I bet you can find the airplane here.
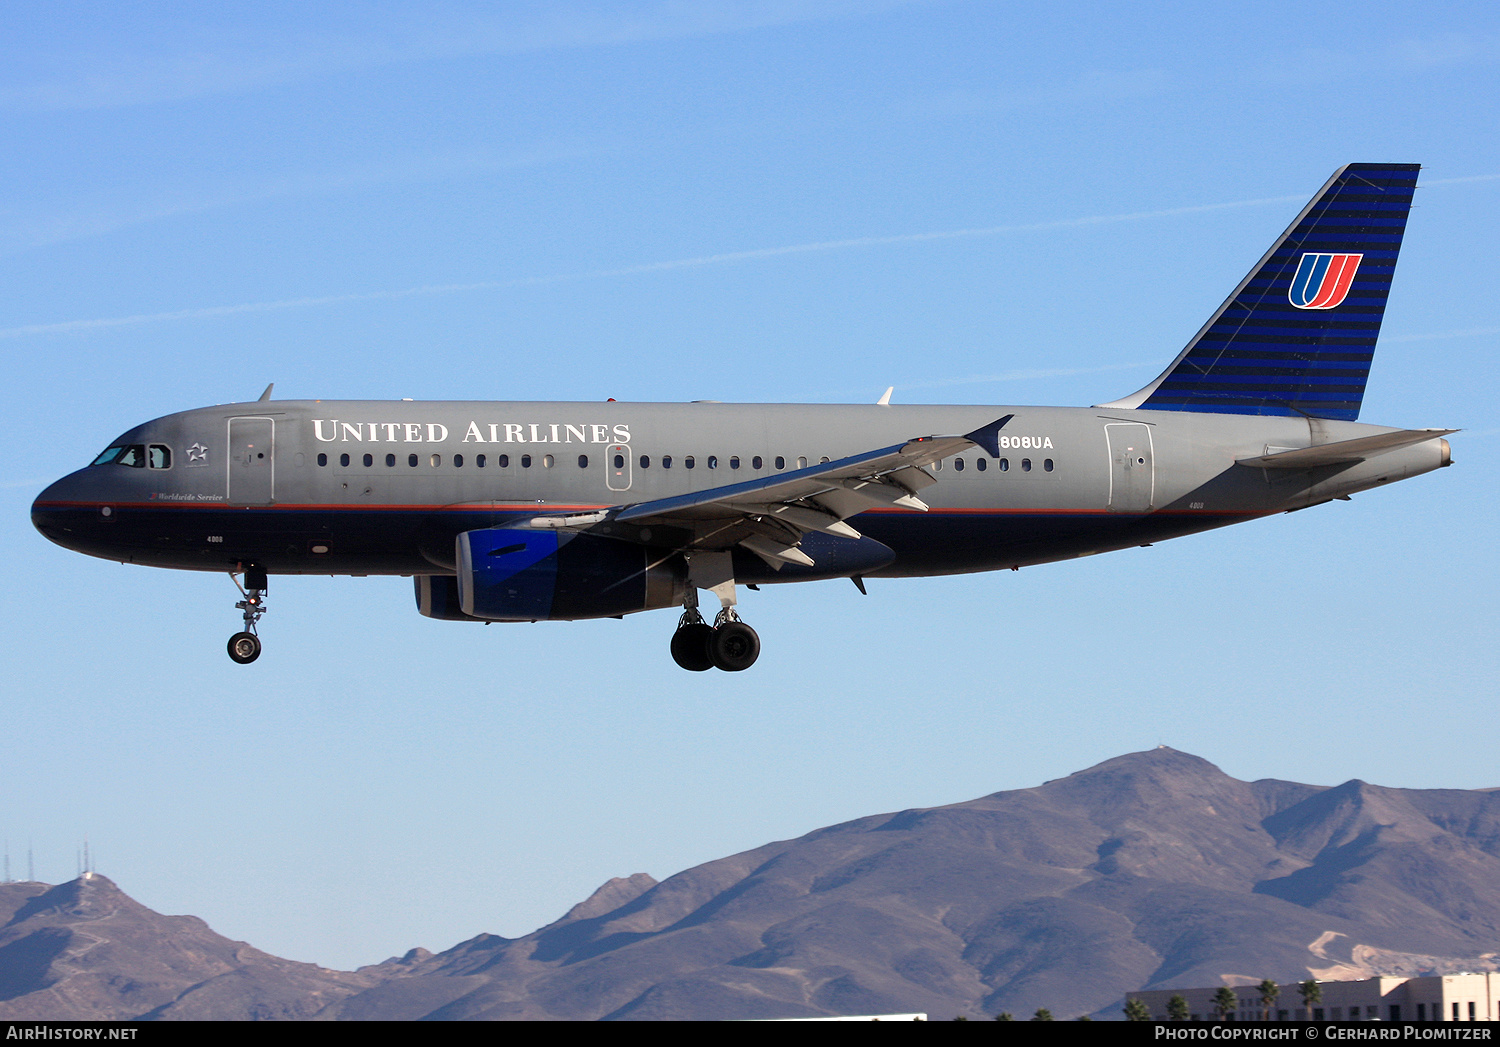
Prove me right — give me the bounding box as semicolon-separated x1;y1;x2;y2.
31;163;1453;672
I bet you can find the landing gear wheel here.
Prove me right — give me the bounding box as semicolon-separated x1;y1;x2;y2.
708;621;760;672
228;565;268;664
671;623;714;672
227;631;261;664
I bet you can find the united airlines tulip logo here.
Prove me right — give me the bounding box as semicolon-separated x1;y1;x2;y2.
1288;252;1362;309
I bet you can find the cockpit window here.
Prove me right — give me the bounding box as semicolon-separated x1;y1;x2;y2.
148;445;171;469
91;446;125;466
115;445;147;468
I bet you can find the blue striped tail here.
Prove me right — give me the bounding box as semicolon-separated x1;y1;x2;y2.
1104;163;1419;421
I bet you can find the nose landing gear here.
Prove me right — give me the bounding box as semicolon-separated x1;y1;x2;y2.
227;564;267;664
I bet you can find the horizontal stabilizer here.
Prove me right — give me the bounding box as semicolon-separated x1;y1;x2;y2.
1236;428;1455;469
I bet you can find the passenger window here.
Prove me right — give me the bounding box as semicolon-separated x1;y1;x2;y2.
580;455;590;468
364;453;374;467
476;454;486;467
1021;458;1032;472
340;453;351;467
1044;458;1054;472
543;454;554;468
707;456;718;469
429;454;441;467
753;456;763;469
820;457;829;464
775;456;785;470
386;453;397;467
933;460;942;471
498;454;509;467
408;453;419;467
521;455;532;468
454;454;464;467
639;455;650;469
685;456;695;469
148;445;172;469
999;458;1009;471
954;458;965;472
730;456;740;469
976;457;987;472
797;457;807;469
317;453;328;467
662;455;672;469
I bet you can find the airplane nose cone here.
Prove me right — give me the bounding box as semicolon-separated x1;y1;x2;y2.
32;475;74;538
31;471;104;549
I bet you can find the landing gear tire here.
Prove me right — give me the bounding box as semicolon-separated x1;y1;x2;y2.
227;631;261;664
708;621;760;672
671;623;714;672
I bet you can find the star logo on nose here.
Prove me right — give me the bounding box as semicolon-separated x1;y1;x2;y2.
187;442;209;465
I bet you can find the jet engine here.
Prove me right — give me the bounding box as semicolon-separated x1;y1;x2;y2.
424;527;685;622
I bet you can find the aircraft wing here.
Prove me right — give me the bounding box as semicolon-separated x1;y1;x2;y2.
1236;428;1456;469
526;415;1012;568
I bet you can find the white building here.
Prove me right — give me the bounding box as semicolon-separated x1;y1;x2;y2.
1131;973;1500;1022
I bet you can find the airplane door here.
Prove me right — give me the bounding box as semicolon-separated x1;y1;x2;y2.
1105;423;1154;512
228;417;275;505
606;444;632;492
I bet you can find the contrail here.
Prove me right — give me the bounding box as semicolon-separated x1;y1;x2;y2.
879;361;1158;393
7;176;1494;342
0;193;1309;341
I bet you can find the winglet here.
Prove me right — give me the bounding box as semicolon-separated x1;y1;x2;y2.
258;383;275;402
962;414;1014;458
877;387;893;406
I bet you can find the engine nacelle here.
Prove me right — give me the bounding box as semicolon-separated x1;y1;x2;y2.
454;527;685;621
414;575;484;621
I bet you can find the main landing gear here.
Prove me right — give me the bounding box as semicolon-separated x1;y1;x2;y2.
227;564;267;665
670;589;760;672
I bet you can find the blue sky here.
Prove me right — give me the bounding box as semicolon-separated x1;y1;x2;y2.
2;1;1497;970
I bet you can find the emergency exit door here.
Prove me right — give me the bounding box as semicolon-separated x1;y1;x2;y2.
606;444;632;492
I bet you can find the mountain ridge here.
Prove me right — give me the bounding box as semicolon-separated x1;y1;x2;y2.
4;747;1498;1020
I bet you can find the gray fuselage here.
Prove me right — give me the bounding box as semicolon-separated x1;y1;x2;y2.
31;399;1450;586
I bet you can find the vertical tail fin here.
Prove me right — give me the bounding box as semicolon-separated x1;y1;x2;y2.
1101;163;1420;421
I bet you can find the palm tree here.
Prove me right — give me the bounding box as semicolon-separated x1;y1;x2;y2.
1124;998;1152;1021
1168;995;1190;1021
1213;987;1238;1021
1257;979;1280;1021
1298;979;1322;1020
